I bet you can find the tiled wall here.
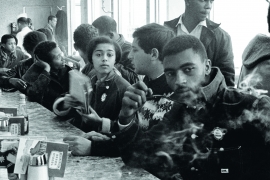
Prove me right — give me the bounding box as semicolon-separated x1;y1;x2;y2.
0;0;67;37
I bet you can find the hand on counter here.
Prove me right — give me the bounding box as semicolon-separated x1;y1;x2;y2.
7;173;18;180
63;136;91;156
9;78;27;90
83;131;110;141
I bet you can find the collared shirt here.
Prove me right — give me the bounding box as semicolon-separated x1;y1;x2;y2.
176;14;207;39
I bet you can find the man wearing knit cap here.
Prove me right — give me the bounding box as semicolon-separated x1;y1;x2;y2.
0;31;47;92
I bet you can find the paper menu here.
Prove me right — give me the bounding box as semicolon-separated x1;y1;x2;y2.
69;70;92;102
46;141;69;177
14;138;40;174
69;70;92;113
13;138;68;177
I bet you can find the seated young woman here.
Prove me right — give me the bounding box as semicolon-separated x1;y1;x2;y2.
53;36;130;133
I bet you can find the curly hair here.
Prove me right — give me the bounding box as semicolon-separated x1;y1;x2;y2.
23;31;47;54
87;36;121;64
162;35;208;62
73;24;98;53
34;41;57;63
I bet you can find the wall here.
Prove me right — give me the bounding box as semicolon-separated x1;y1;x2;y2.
0;0;56;36
52;0;67;15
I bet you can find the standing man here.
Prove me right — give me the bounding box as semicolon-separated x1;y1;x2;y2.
44;15;57;42
164;0;235;87
16;17;32;56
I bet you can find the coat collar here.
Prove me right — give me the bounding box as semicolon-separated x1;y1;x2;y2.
115;34;126;48
201;67;226;105
91;69;116;87
168;16;220;30
165;16;220;49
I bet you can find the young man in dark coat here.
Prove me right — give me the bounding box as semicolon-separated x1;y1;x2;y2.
0;31;47;92
116;35;270;180
23;41;71;111
0;34;28;75
164;0;235;87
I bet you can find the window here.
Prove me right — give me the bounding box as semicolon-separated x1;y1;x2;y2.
212;1;268;75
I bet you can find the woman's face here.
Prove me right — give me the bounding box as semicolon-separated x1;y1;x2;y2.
92;43;116;78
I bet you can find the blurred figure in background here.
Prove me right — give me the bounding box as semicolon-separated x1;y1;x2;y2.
27;18;34;30
44;15;57;42
16;17;32;56
0;31;47;92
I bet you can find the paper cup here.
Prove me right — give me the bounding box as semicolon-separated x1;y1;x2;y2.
27;165;49;180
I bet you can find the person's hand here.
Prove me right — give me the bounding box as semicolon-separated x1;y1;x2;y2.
83;131;110;141
63;136;91;156
63;94;82;110
119;81;153;124
8;173;19;180
9;78;27;90
77;106;102;125
35;60;51;72
0;68;10;75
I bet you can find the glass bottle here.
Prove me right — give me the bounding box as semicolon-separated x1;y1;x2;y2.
17;94;29;134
